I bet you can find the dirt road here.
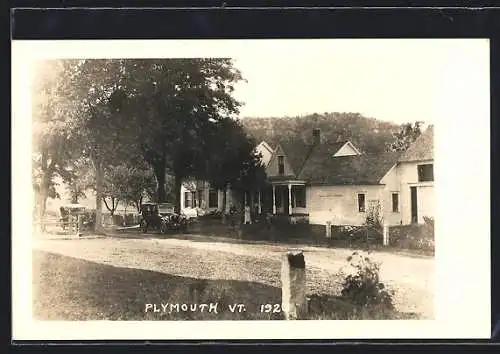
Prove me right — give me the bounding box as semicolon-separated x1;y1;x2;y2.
32;232;434;319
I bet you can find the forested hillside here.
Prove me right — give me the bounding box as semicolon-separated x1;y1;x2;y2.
240;112;402;154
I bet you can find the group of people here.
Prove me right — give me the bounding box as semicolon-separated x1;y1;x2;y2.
242;205;274;227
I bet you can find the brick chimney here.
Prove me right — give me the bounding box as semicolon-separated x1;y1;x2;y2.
312;128;321;145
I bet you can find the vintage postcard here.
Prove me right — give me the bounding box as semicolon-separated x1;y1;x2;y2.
12;39;490;340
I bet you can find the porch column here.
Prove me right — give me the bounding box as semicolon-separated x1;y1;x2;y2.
258;189;262;214
272;185;276;214
288;184;292;215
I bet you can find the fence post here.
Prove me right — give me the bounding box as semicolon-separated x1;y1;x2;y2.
383;224;389;246
68;215;74;234
281;250;307;320
77;215;83;237
325;221;332;238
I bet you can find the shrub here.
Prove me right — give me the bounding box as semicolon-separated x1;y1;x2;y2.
363;203;384;243
338;251;395;312
388;217;435;254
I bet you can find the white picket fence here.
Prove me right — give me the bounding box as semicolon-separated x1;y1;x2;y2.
101;213;141;227
33;216;83;237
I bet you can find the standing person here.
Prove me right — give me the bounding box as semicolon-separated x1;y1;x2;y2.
265;212;272;230
244;204;252;224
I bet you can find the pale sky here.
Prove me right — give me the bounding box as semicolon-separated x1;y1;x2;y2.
231;39;490;125
16;39;489;127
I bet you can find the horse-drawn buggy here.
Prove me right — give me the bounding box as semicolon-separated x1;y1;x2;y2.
139;202;188;234
59;203;94;233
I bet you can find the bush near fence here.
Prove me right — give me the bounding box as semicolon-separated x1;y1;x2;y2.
388;218;435;255
191;215;327;244
191;213;434;255
191;218;386;248
328;225;384;249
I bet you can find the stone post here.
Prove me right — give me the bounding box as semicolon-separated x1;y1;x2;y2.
325;221;332;238
258;189;262;214
272;185;276;215
383;224;389;246
281;250;307;320
288;184;292;215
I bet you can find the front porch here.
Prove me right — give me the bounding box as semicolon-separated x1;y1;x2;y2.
243;180;308;222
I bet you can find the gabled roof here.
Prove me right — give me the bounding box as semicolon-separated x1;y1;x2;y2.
264;135;400;186
398;125;434;162
255;141;274;167
299;149;401;186
256;140;274;153
331;140;362;157
269;139;361;177
328;141;350;154
272;139;314;177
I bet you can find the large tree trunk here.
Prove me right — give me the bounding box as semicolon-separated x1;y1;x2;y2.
71;185;78;204
37;188;49;232
173;174;183;214
94;160;104;234
152;157;167;203
36;150;54;232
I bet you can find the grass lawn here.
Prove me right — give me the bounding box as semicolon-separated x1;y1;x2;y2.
33;251;283;320
33;245;419;321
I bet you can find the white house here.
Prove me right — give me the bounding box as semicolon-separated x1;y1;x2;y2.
180;180;238;217
259;128;400;226
180;125;434;226
380;125;434;224
252;126;434;226
179;141;275;217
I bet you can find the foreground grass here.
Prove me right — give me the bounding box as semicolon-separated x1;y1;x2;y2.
33;250;417;320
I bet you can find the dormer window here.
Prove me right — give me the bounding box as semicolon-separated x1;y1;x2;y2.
278;155;285;175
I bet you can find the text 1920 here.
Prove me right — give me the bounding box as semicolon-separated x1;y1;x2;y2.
260;304;282;313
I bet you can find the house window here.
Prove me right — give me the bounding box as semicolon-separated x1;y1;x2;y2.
358;193;366;213
208;189;218;208
278;155;285;175
197;190;203;208
293;186;306;208
184;192;191;208
392;193;399;213
418;164;434;182
191;191;197;207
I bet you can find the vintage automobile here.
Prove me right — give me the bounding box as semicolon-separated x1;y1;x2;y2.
139;202;188;234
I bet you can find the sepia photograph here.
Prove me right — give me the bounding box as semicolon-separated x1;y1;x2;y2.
12;39;490;340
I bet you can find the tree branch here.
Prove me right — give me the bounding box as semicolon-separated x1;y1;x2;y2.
102;197;113;212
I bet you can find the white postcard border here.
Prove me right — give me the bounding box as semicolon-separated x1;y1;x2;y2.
12;39;491;340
